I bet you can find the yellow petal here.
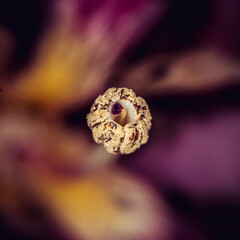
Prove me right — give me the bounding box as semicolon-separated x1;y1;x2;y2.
32;167;170;240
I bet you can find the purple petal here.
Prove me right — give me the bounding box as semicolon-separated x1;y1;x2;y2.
121;109;240;198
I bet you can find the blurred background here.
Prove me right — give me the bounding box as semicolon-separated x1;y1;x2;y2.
0;0;240;239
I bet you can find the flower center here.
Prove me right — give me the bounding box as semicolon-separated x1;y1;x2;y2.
109;100;137;127
111;102;123;115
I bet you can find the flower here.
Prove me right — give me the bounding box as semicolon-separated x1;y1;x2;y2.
0;0;170;239
0;0;240;239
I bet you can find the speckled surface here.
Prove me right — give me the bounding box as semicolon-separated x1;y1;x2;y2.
87;87;152;154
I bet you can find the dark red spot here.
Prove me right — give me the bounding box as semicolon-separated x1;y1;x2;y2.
111;102;123;115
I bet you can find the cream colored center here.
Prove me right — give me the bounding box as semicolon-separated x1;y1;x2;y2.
109;100;137;127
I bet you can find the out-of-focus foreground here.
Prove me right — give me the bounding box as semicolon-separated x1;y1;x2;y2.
0;0;240;240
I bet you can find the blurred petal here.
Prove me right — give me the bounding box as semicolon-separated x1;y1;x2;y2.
116;49;240;97
4;0;163;112
203;0;240;55
31;167;170;240
121;108;240;199
0;110;171;239
0;109;116;184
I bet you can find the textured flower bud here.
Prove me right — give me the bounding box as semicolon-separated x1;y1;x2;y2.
87;87;152;154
